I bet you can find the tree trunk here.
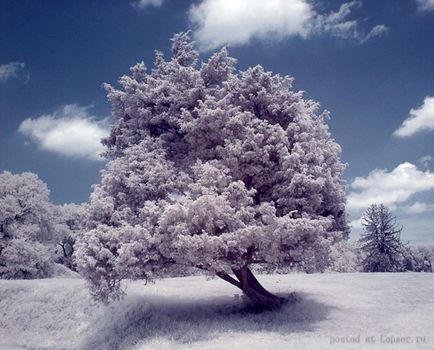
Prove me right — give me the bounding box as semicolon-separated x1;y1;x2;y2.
218;266;284;310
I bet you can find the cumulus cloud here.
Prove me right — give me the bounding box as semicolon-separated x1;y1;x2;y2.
131;0;163;9
189;0;311;50
18;104;110;161
416;0;434;11
394;96;434;137
0;62;26;82
188;0;388;51
347;162;434;211
348;163;434;242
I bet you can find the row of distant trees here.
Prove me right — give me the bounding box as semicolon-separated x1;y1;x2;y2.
328;240;433;273
328;204;433;273
0;171;85;279
0;171;432;279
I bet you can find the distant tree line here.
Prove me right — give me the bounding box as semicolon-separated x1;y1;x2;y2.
0;171;86;279
0;171;432;279
327;204;433;273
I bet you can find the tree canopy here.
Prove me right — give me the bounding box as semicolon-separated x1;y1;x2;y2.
75;33;348;308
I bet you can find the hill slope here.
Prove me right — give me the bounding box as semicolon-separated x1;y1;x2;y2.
1;273;433;350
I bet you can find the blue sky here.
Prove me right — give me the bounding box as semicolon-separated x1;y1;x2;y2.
1;0;433;243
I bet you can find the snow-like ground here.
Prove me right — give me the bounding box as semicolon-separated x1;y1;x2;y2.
0;273;433;350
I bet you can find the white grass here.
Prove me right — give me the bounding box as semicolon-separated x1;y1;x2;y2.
1;273;433;349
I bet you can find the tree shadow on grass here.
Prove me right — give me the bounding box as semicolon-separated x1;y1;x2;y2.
79;292;334;350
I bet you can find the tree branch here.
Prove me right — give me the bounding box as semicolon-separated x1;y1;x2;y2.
216;271;242;289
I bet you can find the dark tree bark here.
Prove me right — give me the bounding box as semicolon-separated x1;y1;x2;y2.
218;266;284;310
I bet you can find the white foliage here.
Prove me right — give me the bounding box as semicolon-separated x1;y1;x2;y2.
326;241;362;273
403;245;434;272
0;238;52;279
75;33;348;302
53;203;88;270
0;171;75;279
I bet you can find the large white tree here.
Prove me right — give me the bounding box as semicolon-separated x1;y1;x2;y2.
75;33;348;309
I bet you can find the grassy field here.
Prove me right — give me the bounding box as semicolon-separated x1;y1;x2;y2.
0;273;433;350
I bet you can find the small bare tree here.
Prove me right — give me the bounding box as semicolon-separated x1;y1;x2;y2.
359;204;405;272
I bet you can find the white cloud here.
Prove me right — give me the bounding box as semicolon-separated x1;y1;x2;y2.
0;62;26;82
18;104;110;161
132;0;163;9
400;201;434;214
347;162;434;211
360;24;389;43
394;96;434;137
419;155;433;168
189;0;311;50
348;163;434;243
188;0;388;51
350;218;363;230
309;2;388;44
350;214;434;244
416;0;434;11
